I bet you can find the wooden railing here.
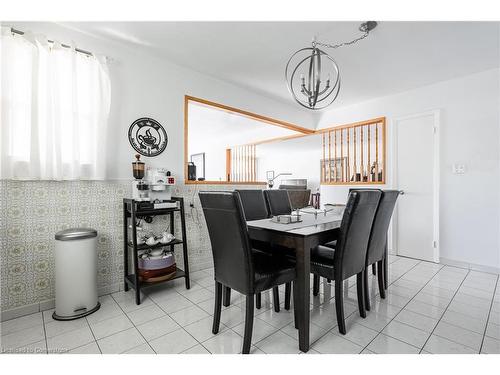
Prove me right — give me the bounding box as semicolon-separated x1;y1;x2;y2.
320;118;386;185
227;145;257;182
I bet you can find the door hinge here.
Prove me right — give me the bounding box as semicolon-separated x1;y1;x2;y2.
433;241;437;248
433;127;437;134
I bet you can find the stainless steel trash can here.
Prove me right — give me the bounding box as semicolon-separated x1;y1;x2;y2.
53;228;100;320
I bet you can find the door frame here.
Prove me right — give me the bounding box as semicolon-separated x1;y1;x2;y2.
392;109;441;263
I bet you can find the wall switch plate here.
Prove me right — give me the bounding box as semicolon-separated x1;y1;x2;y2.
452;164;466;174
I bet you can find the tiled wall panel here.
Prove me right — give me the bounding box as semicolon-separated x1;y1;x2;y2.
0;180;255;313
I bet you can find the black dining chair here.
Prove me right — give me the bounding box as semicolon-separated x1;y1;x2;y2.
263;189;297;310
363;190;400;310
236;189;269;221
309;189;382;334
199;191;296;354
347;188;381;277
233;189;285;312
264;189;293;216
285;189;311;210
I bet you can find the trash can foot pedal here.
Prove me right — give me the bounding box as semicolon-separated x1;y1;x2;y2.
52;302;101;321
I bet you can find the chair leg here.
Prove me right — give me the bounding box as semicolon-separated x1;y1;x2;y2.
223;286;231;307
356;272;366;318
284;282;291;310
383;249;388;290
256;293;261;309
242;295;254;354
273;286;280;312
378;260;386;299
372;263;377;275
313;274;320;296
335;279;346;334
212;281;222;334
364;267;371;311
293;281;298;329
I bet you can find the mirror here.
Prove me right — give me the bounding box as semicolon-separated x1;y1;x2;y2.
184;96;312;184
185;96;385;188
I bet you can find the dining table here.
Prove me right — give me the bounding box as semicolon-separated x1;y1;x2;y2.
246;210;343;352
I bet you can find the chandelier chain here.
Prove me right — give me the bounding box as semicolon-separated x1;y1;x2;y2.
285;22;377;109
313;30;370;49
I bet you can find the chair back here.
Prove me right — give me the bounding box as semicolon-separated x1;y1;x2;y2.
264;189;292;216
199;191;254;294
234;189;269;221
334;190;382;280
366;190;399;265
287;189;311;210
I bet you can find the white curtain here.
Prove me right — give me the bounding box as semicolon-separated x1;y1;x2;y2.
0;27;111;180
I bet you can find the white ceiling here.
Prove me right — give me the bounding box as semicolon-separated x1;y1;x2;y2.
60;21;499;108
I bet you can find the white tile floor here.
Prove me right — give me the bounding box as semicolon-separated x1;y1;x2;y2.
2;255;500;354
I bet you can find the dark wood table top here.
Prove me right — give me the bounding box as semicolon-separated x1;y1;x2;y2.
247;212;343;237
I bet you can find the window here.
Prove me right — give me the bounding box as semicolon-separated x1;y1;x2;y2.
0;27;111;180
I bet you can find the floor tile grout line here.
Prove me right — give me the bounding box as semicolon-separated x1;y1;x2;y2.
307;260;423;353
314;280;378;351
41;312;48;354
118;262;407;353
418;269;472;353
43;312;96;354
308;311;367;352
478;274;499;353
358;260;442;353
43;292;148;354
84;316;103;354
110;292;158;354
425;311;487;334
184;284;324;352
142;282;216;353
5;258;499;354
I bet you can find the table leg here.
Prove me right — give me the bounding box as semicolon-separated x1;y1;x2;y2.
295;236;311;352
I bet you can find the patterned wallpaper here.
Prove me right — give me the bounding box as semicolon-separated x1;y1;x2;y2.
0;180;253;316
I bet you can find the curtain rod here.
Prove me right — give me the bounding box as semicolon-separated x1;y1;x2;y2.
10;27;94;57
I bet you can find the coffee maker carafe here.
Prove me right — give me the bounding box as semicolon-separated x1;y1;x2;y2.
132;154;150;201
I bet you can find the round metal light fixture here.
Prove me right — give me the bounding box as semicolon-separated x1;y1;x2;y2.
285;46;341;110
285;21;377;110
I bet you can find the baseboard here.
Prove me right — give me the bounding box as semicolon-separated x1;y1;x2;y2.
98;283;121;296
0;303;39;322
191;260;214;272
440;257;500;275
1;282;123;322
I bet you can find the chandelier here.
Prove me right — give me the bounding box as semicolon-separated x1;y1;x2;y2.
285;21;377;110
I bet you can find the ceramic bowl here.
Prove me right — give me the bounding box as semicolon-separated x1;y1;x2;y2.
150;249;164;257
146;237;159;246
160;233;175;244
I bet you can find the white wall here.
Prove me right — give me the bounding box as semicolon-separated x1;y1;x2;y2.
104;38;316;180
317;68;500;270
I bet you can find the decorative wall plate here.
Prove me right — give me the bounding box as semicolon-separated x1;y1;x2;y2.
128;118;168;157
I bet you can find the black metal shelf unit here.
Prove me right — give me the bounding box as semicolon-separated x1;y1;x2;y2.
123;197;190;305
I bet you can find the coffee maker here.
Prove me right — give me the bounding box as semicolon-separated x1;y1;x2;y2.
131;154;150;201
147;168;176;202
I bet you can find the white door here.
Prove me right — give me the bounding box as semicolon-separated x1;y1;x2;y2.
394;111;439;262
